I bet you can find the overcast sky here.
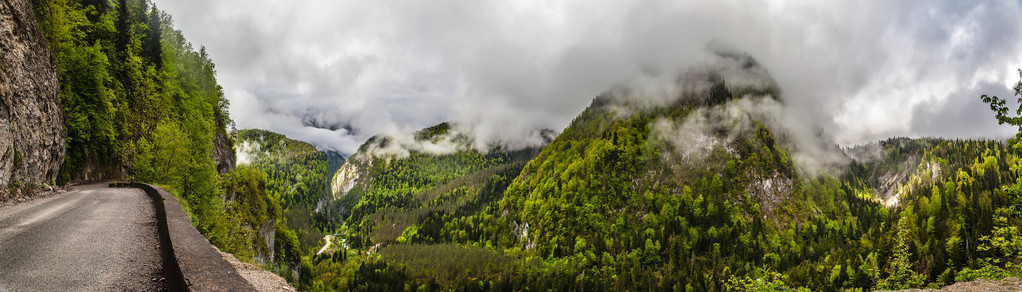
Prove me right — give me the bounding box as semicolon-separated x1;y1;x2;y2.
152;0;1022;154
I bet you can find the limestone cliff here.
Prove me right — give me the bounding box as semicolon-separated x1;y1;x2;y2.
0;0;65;187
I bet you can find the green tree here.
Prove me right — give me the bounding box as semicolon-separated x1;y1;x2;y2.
877;217;925;290
726;269;810;292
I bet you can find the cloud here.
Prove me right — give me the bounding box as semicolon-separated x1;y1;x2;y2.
151;0;1022;154
233;140;261;166
911;79;1020;139
361;127;469;160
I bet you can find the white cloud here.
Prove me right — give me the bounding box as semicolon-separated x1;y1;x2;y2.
152;0;1022;153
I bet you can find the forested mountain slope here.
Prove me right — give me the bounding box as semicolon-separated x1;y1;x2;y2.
487;51;871;290
234;129;340;256
329;122;544;247
845;137;1020;287
306;123;543;290
24;0;1022;290
304;52;1022;291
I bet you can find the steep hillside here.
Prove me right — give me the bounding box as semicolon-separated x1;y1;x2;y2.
0;0;65;188
31;0;234;189
234;129;338;254
306;123;542;289
324;149;345;191
488;52;870;290
846;138;1014;207
476;54;1021;291
845;138;1019;287
329;122;543;246
237;129;330;210
307;52;1022;291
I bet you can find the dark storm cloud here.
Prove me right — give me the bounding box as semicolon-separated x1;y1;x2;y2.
151;0;1022;153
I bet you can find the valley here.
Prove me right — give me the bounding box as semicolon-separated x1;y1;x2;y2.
294;53;1022;291
2;0;1022;291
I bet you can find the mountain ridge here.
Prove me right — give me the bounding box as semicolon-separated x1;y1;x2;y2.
307;51;1022;291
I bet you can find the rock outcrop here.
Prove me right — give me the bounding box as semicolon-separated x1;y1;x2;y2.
212;129;235;174
0;0;66;187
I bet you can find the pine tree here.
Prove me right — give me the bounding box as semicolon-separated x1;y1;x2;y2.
142;6;162;69
115;0;130;53
877;217;925;289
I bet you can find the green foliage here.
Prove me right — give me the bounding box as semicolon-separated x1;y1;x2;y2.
234;129;335;254
955;259;1017;282
33;9;1022;290
378;244;512;285
979;207;1022;261
30;0;303;285
273;223;302;280
485;96;874;290
314;258;411;292
342;130;539;248
310;83;1022;291
980;69;1022;146
236;129;329;210
305;92;1022;291
396;225;417;244
34;0;232;231
33;0;119;183
207;166;280;261
876;217;925;290
726;269;810;292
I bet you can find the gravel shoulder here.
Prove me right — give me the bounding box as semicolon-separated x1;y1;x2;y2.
217;247;295;291
879;277;1022;292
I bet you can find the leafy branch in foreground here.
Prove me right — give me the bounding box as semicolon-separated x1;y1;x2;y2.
981;69;1022;150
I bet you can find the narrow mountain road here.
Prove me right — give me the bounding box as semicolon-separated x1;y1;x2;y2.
0;183;166;291
316;235;334;255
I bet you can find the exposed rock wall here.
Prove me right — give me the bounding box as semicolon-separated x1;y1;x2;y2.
212;129;235;174
0;0;66;186
331;152;369;199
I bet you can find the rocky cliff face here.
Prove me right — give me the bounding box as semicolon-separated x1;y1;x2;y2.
330;153;368;199
212;129;235;174
0;0;65;187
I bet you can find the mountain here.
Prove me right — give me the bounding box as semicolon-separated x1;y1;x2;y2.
488;52;855;289
17;0;1022;289
233;129;342;255
324;149;345;192
843;137;1018;287
237;129;330;209
307;51;1022;291
308;122;543;289
328;122;544;246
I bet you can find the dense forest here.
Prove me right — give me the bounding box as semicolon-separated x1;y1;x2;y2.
311;123;544;290
312;57;1022;291
28;0;1022;290
233;129;344;279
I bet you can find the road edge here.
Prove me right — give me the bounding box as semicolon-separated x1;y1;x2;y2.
111;182;257;291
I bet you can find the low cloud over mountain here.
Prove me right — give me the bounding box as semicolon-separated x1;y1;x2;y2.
154;0;1022;153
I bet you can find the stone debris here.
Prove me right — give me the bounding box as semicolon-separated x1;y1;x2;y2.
216;247;295;292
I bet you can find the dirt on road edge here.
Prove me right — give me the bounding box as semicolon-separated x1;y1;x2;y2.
216;247;295;292
879;277;1022;292
0;185;70;207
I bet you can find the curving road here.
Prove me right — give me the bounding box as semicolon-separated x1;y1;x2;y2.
0;183;166;291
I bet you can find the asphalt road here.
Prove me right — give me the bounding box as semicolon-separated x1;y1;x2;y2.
0;183;166;291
